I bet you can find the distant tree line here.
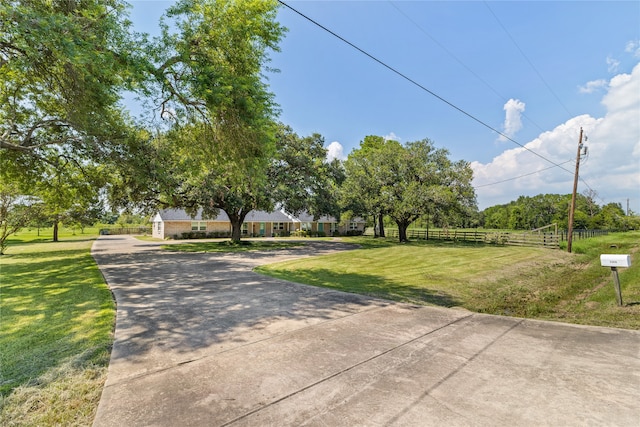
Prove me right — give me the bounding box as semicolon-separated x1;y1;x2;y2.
479;193;637;231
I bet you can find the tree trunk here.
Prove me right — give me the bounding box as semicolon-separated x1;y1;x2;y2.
378;213;385;238
53;218;59;242
227;210;249;243
397;220;409;243
230;218;242;242
372;214;379;238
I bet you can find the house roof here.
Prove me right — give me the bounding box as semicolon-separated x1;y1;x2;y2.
244;210;291;222
154;208;365;223
293;211;337;223
155;208;292;223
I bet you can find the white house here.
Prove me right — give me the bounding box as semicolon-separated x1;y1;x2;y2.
151;208;365;239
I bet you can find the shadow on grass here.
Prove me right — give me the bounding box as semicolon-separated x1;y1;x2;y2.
0;247;113;396
344;236;496;251
162;240;304;253
5;237;52;245
256;267;460;308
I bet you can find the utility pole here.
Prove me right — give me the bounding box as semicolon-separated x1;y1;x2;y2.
627;198;630;216
567;127;585;253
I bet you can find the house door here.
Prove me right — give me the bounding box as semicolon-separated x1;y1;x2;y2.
259;222;265;236
318;223;324;233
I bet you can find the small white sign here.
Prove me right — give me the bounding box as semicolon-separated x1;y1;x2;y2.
600;254;631;268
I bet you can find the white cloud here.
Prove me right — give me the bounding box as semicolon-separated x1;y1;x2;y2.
625;40;640;58
384;132;400;141
472;62;640;212
578;79;607;94
498;98;526;142
326;141;345;161
607;56;621;73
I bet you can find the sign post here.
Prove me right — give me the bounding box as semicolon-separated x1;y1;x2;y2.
600;254;631;307
610;267;623;306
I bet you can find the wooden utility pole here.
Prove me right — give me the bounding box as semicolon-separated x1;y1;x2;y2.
567;128;584;253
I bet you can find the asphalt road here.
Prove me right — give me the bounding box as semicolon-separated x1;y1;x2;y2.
91;235;640;426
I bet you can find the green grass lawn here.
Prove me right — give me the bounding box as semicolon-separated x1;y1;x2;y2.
256;232;640;329
0;228;115;426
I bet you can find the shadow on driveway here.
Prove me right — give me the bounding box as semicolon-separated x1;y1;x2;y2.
92;236;640;427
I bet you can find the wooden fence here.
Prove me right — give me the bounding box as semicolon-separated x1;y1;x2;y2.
378;228;559;248
376;228;609;249
559;229;609;242
99;227;151;235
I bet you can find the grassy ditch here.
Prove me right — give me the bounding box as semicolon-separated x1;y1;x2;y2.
0;229;115;426
255;232;640;329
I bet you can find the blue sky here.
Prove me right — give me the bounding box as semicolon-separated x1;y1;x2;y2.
127;1;640;212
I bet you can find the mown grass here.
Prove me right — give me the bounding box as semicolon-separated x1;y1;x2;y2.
1;227;637;426
0;228;115;426
256;232;640;329
162;239;304;253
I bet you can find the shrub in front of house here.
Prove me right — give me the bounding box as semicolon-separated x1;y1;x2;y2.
207;231;230;238
180;231;208;239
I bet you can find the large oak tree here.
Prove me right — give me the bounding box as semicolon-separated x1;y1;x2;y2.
342;137;477;242
144;0;284;241
1;0;151;241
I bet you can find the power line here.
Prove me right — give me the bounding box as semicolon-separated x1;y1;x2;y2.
473;3;600;196
483;1;574;118
474;159;574;188
388;1;549;136
279;1;602;199
387;1;603;194
277;0;575;177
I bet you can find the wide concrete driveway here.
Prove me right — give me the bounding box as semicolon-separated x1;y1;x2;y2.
91;235;639;426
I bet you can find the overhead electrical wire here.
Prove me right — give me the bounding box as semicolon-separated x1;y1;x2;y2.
474;159;574;188
279;1;604;203
388;1;601;195
483;1;574;118
277;0;575;179
388;1;549;136
481;2;601;198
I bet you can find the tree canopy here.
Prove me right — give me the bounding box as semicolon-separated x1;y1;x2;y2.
150;0;284;165
270;125;344;221
8;0;632;247
0;0;144;165
340;135;389;237
341;137;476;242
0;0;152;243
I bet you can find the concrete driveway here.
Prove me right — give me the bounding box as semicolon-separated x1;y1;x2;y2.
91;235;639;426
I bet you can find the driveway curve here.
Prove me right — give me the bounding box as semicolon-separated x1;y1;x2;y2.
91;235;639;426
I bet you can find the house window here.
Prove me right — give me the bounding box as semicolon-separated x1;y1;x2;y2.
301;222;312;231
242;223;248;235
349;222;359;230
191;221;206;231
273;222;284;230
